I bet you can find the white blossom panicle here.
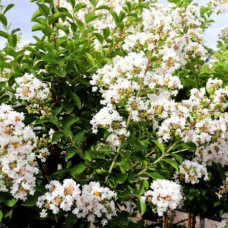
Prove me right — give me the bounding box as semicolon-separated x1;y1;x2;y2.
209;0;228;14
196;138;228;166
218;26;228;41
0;104;39;200
37;180;117;226
14;73;51;103
90;3;213;150
174;160;209;184
37;179;81;216
154;78;228;166
142;179;183;216
73;181;117;226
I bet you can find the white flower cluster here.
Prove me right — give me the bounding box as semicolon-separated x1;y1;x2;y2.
14;73;51;103
90;107;129;148
0;104;39;200
154;78;228;166
142;179;183;216
90;3;211;149
209;0;228;14
218;26;228;42
90;50;183;148
124;4;206;62
217;218;228;228
174;160;209;184
37;179;117;226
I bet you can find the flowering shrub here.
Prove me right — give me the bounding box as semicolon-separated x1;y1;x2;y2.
0;0;227;227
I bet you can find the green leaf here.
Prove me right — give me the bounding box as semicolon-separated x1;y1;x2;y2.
56;70;67;77
0;95;10;103
0;82;5;89
53;169;68;179
74;37;87;46
0;14;7;27
53;106;63;116
39;4;49;17
63;116;79;132
117;173;128;184
0;210;3;222
8;34;17;47
138;198;146;215
75;3;86;11
85;12;97;24
3;4;14;15
139;180;149;194
5;198;17;207
31;10;42;21
163;158;179;170
110;10;119;24
95;5;110;10
52;131;64;144
103;28;110;39
21;193;40;207
145;172;164;180
65;213;77;228
0;30;8;39
75;19;85;31
86;53;96;67
213;201;221;207
69;91;82;109
172;154;183;164
152;140;165;154
74;131;85;145
32;24;53;36
49;12;65;25
66;146;77;160
71;163;86;177
89;0;96;7
85;150;92;161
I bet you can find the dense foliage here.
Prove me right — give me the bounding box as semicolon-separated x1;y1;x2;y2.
0;0;227;227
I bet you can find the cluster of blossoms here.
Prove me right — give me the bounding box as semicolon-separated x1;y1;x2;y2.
125;4;206;62
14;73;51;105
0;104;39;200
218;26;228;42
154;78;228;166
174;160;209;184
217;218;228;228
142;179;183;216
90;106;129;148
209;0;228;14
90;3;210;149
37;179;117;226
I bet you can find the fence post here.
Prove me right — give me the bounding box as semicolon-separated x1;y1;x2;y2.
191;215;196;228
188;213;192;228
200;217;205;228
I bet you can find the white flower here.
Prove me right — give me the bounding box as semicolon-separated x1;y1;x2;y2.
174;160;209;184
37;179;117;226
14;73;51;105
143;179;183;216
0;105;39;200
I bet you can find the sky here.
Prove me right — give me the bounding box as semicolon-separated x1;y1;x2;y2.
0;0;227;49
